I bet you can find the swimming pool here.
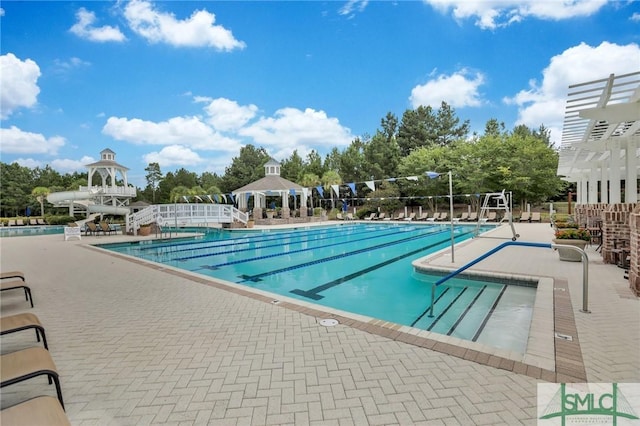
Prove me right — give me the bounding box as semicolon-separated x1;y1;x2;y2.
101;222;536;352
0;225;65;238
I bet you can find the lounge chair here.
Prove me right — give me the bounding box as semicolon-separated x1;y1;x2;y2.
486;212;497;222
404;212;416;221
376;213;387;221
37;218;47;225
416;212;429;221
426;212;440;223
531;212;541;222
346;213;354;220
437;212;448;221
84;222;102;235
8;219;16;226
393;212;405;221
519;212;531;222
468;212;478;221
458;212;469;221
16;219;25;226
1;313;48;349
1;347;65;409
99;221;116;235
0;396;70;425
29;219;37;226
1;277;33;308
364;213;377;221
1;271;25;281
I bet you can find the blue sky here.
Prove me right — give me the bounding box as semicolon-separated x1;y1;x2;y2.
1;1;639;187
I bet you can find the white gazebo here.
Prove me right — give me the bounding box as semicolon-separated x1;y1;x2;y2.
232;159;309;219
557;71;640;204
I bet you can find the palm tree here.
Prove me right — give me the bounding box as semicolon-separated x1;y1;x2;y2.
31;187;50;216
169;186;191;203
322;170;342;210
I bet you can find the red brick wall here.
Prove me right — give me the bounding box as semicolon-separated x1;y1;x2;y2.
628;205;640;296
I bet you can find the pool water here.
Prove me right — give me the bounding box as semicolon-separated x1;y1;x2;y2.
101;222;536;352
0;225;65;237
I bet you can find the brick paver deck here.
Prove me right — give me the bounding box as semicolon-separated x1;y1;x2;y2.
1;222;637;425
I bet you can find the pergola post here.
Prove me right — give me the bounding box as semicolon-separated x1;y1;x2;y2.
609;144;621;204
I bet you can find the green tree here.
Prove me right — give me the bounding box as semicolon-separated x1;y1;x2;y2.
435;101;470;146
169;185;191;203
339;137;367;182
281;150;305;182
220;145;270;193
300;173;321;208
364;131;401;179
31;186;50;215
397;106;436;156
321;170;342;209
304;150;324;178
0;163;34;216
144;162;163;203
362;181;402;217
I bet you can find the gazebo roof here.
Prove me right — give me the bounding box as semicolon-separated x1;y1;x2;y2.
233;175;304;194
557;71;640;181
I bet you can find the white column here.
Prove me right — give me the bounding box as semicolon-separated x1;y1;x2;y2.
600;161;609;204
578;177;588;204
626;139;638;203
609;144;621;203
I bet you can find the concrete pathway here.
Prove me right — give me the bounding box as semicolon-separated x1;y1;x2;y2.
0;222;637;425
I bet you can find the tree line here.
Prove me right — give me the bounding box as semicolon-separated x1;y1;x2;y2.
0;102;567;217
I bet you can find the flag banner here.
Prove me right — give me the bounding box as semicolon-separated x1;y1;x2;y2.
406;176;418;181
316;186;324;197
425;171;440;179
206;195;214;203
194;195;203;202
331;184;340;197
245;193;251;202
182;196;190;203
227;193;234;203
213;194;219;203
365;181;375;191
221;194;227;203
347;182;356;195
386;178;397;182
289;189;296;196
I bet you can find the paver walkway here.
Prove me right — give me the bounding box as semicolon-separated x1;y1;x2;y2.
0;222;637;425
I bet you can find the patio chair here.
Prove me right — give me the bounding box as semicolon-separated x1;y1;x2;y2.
0;396;70;425
16;219;25;226
364;213;377;221
426;212;440;223
1;313;48;349
468;212;478;221
84;222;102;236
1;347;65;409
8;219;16;226
336;213;344;220
346;213;354;220
37;218;47;225
519;212;531;222
99;221;116;235
1;271;25;282
404;212;416;221
393;212;405;221
376;213;387;220
458;212;469;221
1;275;33;308
530;212;541;222
437;212;449;221
29;219;37;226
416;212;429;221
486;212;497;222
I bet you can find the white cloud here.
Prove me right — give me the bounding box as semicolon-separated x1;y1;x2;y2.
51;156;96;172
0;8;5;17
143;145;204;167
505;41;640;144
424;0;607;29
410;69;485;109
14;158;43;169
239;107;353;159
70;8;126;42
0;53;41;119
0;126;65;155
201;97;258;132
102;115;242;151
52;57;91;75
339;0;369;17
631;12;640;22
123;0;245;50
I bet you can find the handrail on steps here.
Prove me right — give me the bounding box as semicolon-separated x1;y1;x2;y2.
427;241;590;318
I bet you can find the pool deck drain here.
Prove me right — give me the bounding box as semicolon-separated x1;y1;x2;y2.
88;243;586;383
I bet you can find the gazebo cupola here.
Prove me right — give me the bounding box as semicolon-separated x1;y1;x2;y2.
264;159;281;176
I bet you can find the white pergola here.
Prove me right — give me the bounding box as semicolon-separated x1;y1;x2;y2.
557;71;640;204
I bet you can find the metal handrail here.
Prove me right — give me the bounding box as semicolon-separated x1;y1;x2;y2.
427;241;590;318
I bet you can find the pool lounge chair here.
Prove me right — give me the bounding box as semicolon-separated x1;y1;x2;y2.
1;347;65;409
84;222;102;235
376;213;387;220
467;212;478;221
404;212;416;221
99;221;116;235
458;212;469;221
1;396;70;426
426;212;440;223
393;212;405;221
519;212;531;222
1;313;48;349
364;213;377;221
37;218;47;225
416;212;429;221
530;212;541;222
346;213;354;220
8;219;16;226
1;280;34;308
1;271;26;282
486;212;497;222
437;212;449;221
16;219;25;226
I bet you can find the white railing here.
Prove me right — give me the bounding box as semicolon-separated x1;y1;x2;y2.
79;185;137;197
129;204;248;231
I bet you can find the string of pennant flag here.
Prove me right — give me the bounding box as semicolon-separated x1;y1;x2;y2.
179;172;465;204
